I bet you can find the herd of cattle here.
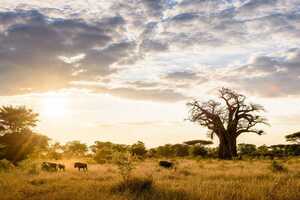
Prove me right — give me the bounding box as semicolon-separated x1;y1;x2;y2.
41;160;174;172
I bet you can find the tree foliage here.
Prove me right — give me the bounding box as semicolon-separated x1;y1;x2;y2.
0;106;38;135
130;141;147;157
0;105;47;163
63;140;88;157
183;140;213;146
238;143;257;155
285;132;300;144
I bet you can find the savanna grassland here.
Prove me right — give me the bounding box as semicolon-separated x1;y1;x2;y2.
1;158;300;200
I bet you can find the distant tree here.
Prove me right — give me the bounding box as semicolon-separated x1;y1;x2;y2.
63;141;88;157
130;141;147;157
0;106;38;135
183;140;213;146
46;142;63;160
187;88;268;159
256;145;269;156
173;144;189;157
90;141;128;162
238;143;256;155
285;132;300;144
156;144;175;157
269;144;300;156
189;145;208;157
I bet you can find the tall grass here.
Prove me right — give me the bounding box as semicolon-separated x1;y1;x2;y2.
0;158;299;200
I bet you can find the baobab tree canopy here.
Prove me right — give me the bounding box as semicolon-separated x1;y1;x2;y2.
187;88;268;159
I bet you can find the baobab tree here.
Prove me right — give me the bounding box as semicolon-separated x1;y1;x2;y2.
187;88;268;159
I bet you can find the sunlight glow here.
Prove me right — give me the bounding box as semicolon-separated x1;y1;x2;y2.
40;94;69;118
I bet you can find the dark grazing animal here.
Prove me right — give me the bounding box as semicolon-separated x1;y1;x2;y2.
41;162;58;171
58;164;65;171
159;161;174;169
74;162;88;171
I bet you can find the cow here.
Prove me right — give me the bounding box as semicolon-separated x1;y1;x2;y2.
159;160;174;169
74;162;88;171
41;162;58;171
58;164;65;171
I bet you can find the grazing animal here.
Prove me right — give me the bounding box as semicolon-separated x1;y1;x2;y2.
74;162;88;171
159;160;174;169
41;162;58;171
58;164;65;171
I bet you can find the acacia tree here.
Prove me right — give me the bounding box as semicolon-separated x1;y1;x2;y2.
0;105;38;135
285;132;300;144
0;105;48;163
187;88;268;159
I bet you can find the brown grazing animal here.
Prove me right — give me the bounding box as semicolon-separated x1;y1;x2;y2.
74;162;88;171
159;160;174;169
41;162;57;171
58;164;65;171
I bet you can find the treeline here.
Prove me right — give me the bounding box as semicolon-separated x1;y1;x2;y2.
1;105;300;165
22;139;300;164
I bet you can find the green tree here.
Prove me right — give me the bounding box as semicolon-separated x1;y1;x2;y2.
0;106;38;135
189;145;208;157
238;143;257;155
285;132;300;144
130;141;147;157
256;145;269;156
0;106;47;163
173;144;189;157
0;131;49;163
187;88;268;159
47;142;63;160
156;144;175;157
63;140;87;157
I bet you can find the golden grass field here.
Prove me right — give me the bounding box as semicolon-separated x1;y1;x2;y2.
0;158;300;200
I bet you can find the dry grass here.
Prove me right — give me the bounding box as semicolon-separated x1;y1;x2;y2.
0;158;300;200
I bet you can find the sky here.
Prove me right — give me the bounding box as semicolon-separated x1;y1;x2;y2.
0;0;300;147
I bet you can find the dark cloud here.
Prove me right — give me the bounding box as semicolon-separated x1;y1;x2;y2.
225;49;300;97
0;9;133;95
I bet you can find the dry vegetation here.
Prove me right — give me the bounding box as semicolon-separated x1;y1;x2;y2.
0;158;300;200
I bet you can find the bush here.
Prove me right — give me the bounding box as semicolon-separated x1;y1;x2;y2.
189;145;208;157
271;160;287;173
18;159;40;175
112;176;153;194
0;159;14;172
113;152;135;181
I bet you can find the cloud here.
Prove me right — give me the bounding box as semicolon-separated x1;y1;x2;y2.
0;9;133;95
223;48;300;97
0;1;299;102
91;86;188;102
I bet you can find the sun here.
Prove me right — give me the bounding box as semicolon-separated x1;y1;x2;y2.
40;94;68;118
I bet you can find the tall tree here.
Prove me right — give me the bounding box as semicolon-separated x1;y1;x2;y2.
285;132;300;144
0;105;38;135
63;140;88;157
187;88;268;159
0;105;47;163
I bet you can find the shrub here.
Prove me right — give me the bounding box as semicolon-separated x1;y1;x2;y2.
189;145;208;157
113;152;135;181
18;159;40;175
271;160;287;172
0;159;14;172
112;176;153;194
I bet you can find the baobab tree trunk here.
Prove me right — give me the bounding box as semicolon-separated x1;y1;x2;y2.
218;133;237;159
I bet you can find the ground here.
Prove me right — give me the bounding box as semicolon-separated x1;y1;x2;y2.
0;158;300;200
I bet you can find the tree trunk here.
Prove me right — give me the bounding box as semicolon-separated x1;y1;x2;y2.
218;133;237;159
